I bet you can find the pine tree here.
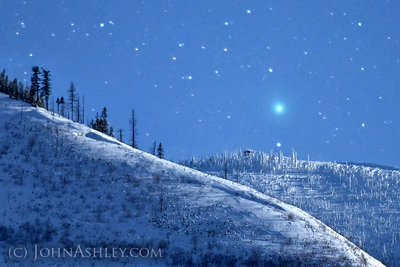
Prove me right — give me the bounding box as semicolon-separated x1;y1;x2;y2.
109;127;115;137
130;109;138;148
30;66;41;105
68;82;76;121
157;143;164;159
41;68;51;110
9;79;18;98
100;107;108;134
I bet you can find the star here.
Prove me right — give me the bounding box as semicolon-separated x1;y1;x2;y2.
275;104;284;113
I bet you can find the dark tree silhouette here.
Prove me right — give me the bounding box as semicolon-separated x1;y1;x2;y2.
68;82;76;121
90;107;109;135
130;109;138;149
41;68;51;110
157;143;164;159
30;66;41;105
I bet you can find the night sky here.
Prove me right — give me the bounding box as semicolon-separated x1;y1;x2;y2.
1;1;399;166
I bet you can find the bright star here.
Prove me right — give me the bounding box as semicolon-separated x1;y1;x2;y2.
276;142;281;148
275;104;284;113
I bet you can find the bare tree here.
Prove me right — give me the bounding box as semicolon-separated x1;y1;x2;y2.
130;109;138;148
68;82;76;121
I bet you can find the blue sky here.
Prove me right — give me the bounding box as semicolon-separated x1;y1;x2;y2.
1;0;400;166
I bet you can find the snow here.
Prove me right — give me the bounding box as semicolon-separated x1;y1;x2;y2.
0;94;383;266
185;150;399;266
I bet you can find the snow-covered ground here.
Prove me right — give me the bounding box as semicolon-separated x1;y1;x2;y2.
0;94;383;266
183;150;399;266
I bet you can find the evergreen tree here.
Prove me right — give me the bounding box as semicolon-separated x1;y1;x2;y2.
109;127;115;137
90;107;109;134
157;143;164;159
41;68;51;110
30;66;41;105
9;79;18;98
130;109;138;148
68;82;76;121
100;107;108;134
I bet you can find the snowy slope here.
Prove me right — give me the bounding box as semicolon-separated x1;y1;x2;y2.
0;94;383;266
184;151;400;266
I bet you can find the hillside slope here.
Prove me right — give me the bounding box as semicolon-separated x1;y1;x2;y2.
184;151;400;266
0;94;383;266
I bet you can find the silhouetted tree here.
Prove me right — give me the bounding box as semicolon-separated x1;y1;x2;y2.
157;143;164;159
90;107;109;134
109;127;115;137
9;79;18;99
68;82;76;121
30;66;41;105
41;68;51;110
100;107;108;134
130;109;138;148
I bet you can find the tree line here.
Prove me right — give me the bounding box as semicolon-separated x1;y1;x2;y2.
0;67;165;159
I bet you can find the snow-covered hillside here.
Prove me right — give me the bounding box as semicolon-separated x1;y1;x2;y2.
183;150;400;266
0;94;383;266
